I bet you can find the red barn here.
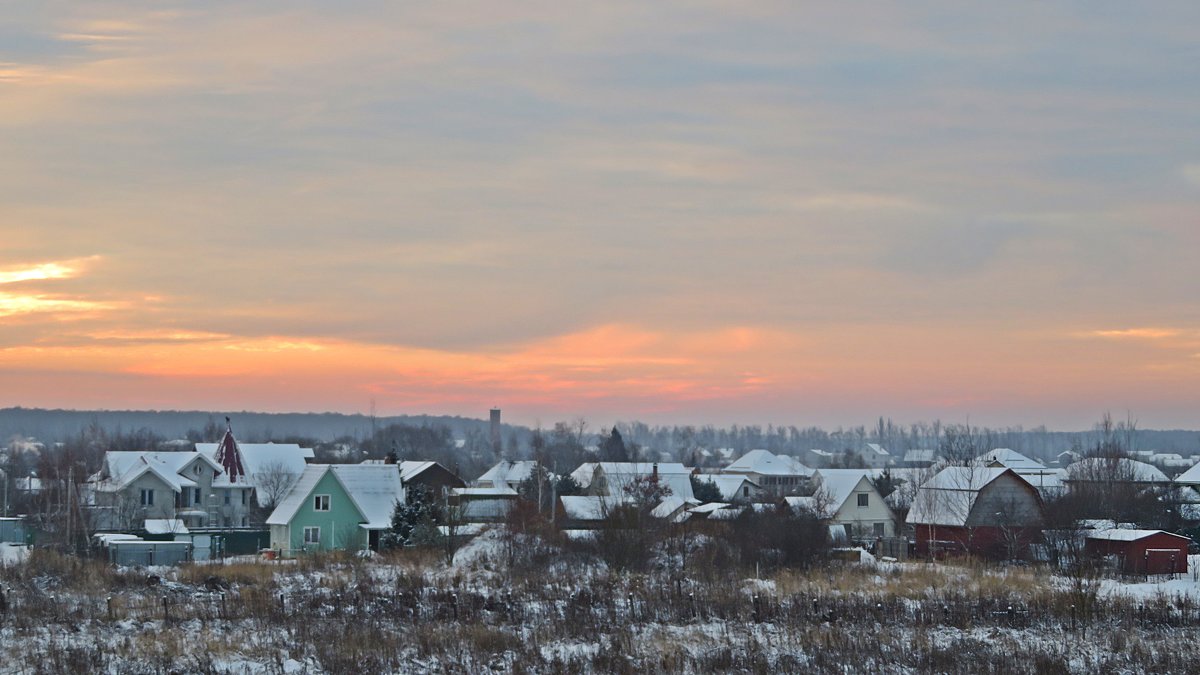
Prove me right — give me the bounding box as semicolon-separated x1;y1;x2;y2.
906;467;1044;560
1085;529;1190;576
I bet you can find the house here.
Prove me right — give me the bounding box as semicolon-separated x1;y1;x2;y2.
861;443;893;468
804;449;835;468
89;451;234;530
449;486;518;522
1174;462;1200;489
907;467;1043;559
557;495;618;529
475;460;537;490
788;469;896;539
1055;450;1081;467
195;423;315;518
571;462;695;502
977;449;1066;498
902;449;937;468
1085;529;1190;575
398;461;466;495
722;450;812;497
1066;457;1171;486
266;464;405;554
693;474;762;503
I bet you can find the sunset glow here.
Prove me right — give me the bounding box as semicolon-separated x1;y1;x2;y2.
2;4;1199;429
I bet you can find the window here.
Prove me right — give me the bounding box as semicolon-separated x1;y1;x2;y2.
242;490;248;506
241;516;248;527
224;489;231;505
193;488;202;505
857;493;869;507
873;522;886;537
314;494;331;512
140;489;154;506
303;527;320;545
743;486;750;498
193;464;201;476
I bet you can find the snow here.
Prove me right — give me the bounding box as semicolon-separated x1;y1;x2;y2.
724;449;812;477
0;543;28;566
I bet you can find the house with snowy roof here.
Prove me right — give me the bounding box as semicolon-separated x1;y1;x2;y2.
194;421;315;518
89;449;231;530
571;462;695;502
266;463;405;553
787;469;896;539
475;460;538;490
907;466;1043;559
861;443;893;468
977;448;1066;497
693;474;762;503
721;450;812;497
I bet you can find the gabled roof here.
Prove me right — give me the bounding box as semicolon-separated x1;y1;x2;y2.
265;463;404;529
1086;529;1190;543
695;474;759;501
978;448;1046;471
196;442;314;491
724;450;812;477
864;443;890;457
812;469;874;513
559;495;619;521
328;464;405;529
1176;462;1200;486
1067;457;1170;484
906;467;1026;527
476;460;537;486
571;462;696;501
903;449;936;463
97;452;223;493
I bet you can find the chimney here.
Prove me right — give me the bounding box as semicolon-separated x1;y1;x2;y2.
652;463;659;481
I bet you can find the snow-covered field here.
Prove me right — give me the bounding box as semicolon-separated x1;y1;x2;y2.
3;541;1200;674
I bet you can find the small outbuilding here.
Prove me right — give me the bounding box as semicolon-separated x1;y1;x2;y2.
1084;529;1190;576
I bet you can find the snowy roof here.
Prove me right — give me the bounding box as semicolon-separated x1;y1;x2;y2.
571;462;696;501
688;502;733;514
144;519;189;535
813;469;873;512
707;506;744;520
696;474;758;501
559;495;620;521
864;443;890;457
1086;529;1190;543
265;464;404;529
330;464;406;529
903;449;936;463
978;448;1046;471
95;452;221;494
196;442;313;496
398;461;442;483
1067;457;1170;484
906;467;1018;527
476;460;537;486
1175;462;1200;485
451;486;519;498
724;450;812;477
785;495;819;515
651;495;689;521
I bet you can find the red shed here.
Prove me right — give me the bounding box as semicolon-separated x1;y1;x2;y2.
1085;529;1190;576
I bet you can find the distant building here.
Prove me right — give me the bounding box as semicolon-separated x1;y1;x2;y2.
787;468;897;539
571;462;696;502
722;450;812;497
489;408;502;456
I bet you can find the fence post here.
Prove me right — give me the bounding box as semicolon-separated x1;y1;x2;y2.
107;596;113;621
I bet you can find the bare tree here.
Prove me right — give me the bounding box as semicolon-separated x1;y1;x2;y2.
254;460;300;513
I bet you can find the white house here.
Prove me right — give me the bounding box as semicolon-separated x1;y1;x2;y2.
475;460;538;490
787;469;896;538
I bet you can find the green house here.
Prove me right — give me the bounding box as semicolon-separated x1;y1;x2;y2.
266;464;404;554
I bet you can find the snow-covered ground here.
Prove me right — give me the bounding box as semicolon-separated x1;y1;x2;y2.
0;543;29;566
1099;555;1200;599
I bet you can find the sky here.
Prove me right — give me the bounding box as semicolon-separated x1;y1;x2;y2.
2;2;1199;431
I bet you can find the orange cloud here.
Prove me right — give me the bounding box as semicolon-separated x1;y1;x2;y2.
1084;328;1183;340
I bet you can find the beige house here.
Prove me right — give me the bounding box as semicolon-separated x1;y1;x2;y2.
787;469;896;539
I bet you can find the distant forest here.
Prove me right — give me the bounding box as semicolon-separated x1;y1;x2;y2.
2;407;1198;467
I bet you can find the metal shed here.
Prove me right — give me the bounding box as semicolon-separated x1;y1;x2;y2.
1085;529;1190;576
